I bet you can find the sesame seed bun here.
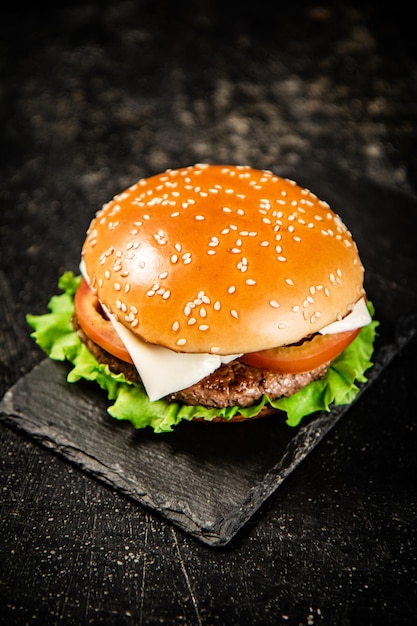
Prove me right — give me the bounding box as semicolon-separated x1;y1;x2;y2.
81;164;365;355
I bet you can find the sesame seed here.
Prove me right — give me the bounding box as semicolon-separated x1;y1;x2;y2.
286;278;295;286
246;279;256;285
170;254;179;264
177;338;187;346
162;290;171;300
269;300;280;308
114;283;121;291
195;215;205;221
214;300;221;311
172;321;180;332
199;324;209;331
230;309;239;319
188;318;197;325
228;286;236;294
277;256;287;262
278;323;287;329
210;346;220;353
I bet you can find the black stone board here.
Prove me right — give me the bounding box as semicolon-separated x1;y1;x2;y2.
1;169;417;546
0;321;414;547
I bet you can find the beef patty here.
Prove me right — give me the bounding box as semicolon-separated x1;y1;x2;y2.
72;313;329;409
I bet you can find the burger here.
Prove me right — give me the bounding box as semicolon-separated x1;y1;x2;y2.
27;164;378;432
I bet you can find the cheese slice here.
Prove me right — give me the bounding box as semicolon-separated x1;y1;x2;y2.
319;297;371;334
104;297;370;401
82;247;370;401
105;310;241;401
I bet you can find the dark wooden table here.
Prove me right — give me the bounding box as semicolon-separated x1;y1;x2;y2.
1;2;417;624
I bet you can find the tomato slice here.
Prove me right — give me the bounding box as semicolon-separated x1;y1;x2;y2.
240;327;361;374
74;279;133;364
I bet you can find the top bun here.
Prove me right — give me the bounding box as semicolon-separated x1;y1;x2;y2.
82;164;365;355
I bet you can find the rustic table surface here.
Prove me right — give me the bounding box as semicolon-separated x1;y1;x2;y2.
1;1;417;624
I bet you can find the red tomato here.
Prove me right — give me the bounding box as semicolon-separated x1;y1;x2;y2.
74;279;133;364
240;327;361;374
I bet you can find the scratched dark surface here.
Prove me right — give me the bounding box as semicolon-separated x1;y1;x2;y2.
1;1;417;624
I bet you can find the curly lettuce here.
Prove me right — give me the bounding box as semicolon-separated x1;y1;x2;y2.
27;272;378;433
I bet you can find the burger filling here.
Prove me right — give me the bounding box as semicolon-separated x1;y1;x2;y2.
27;272;378;432
72;311;329;408
72;277;370;407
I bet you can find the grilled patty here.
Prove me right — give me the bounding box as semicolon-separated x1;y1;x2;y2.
72;313;329;408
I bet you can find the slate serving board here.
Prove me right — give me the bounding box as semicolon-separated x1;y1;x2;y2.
1;168;417;546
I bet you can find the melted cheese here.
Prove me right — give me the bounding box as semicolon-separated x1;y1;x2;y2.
107;297;370;401
319;297;371;334
81;255;370;400
106;312;241;401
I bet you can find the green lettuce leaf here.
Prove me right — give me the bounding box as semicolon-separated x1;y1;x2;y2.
27;272;379;433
